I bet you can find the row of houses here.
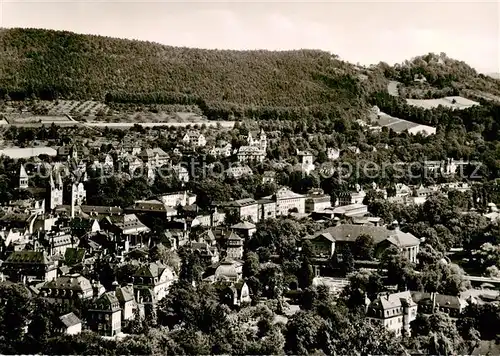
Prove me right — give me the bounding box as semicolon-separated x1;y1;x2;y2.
366;290;469;337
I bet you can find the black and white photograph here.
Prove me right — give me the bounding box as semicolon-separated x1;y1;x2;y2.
0;0;499;354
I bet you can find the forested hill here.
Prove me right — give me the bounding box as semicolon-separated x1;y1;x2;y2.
0;28;388;119
380;52;500;98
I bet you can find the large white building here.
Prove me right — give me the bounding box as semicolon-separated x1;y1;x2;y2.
237;146;265;163
216;198;259;223
305;189;332;213
264;187;306;216
158;191;197;207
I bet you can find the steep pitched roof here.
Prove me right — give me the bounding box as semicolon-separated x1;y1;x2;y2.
369;291;416;311
226;231;243;241
5;250;50;265
411;292;465;310
41;273;92;292
59;312;81;328
386;232;421;248
134;262;169;279
64;248;86;266
19;165;28;178
116;285;135;303
231;221;256;230
306;232;335;243
92;292;121;312
199;229;216;242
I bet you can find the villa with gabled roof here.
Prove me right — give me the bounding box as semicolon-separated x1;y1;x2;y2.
306;224;421;263
87;292;122;336
132;262;177;302
366;291;418;337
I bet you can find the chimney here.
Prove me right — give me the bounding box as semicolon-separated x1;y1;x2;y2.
431;292;437;313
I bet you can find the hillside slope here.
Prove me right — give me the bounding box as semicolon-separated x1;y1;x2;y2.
380;53;500;100
0;28;387;116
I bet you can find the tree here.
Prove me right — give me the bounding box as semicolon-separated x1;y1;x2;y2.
342;269;384;310
331;244;354;275
297;255;314;290
285;311;326;355
150;244;181;274
420;261;470;296
380;245;416;290
354;234;375;260
0;284;33;354
224;209;240;226
460;303;500;340
416;312;467;355
248;218;305;259
330;318;403;355
243;251;260;278
258;264;285;300
43;331;117;355
25;298;59;353
179;251;204;284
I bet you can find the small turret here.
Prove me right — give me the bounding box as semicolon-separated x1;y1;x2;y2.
19;164;28;189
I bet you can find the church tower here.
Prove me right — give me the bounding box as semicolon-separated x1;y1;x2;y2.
259;129;267;152
247;132;254;146
70;183;77;219
19;164;28;189
46;171;63;211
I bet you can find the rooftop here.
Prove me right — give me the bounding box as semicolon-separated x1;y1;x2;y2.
321;224;420;247
59;312;81;328
41;273;92;292
231;221;257;230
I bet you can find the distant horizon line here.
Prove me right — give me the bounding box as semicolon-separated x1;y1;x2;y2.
1;26;498;75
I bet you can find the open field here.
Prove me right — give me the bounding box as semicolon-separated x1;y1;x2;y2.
1;99;234;128
42;100;110;116
4;114;76;127
3;100;214;124
406;96;480;110
84;111;209;124
83;121;235;129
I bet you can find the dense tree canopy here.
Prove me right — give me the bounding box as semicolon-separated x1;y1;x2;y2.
0;28;389;120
